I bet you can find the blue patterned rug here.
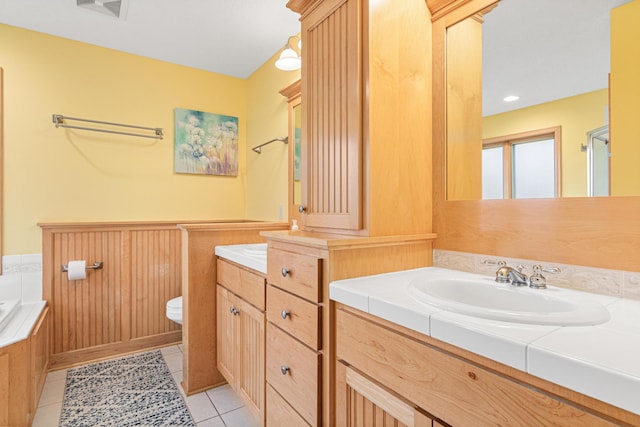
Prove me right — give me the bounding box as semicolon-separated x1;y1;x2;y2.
60;350;195;427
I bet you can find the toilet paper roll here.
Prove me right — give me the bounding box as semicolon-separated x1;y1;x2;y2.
67;260;87;281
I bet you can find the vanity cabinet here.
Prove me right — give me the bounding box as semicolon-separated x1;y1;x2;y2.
265;247;322;426
336;305;622;427
288;0;432;236
262;231;436;426
216;259;266;424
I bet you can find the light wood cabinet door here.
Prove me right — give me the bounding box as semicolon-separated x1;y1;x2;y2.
299;0;362;231
236;296;265;422
217;284;266;424
216;285;238;388
336;362;432;427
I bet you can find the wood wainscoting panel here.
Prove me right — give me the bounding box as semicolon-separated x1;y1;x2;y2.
130;229;182;339
41;221;187;369
50;229;123;354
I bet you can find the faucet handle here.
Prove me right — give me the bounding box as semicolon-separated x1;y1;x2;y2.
494;260;511;283
529;265;560;289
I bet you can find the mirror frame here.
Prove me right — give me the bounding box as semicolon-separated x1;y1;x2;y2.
279;79;302;225
432;0;640;272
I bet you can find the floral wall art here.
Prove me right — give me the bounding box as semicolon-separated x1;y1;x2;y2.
174;108;238;176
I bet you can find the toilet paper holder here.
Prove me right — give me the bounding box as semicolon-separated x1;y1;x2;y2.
61;261;103;272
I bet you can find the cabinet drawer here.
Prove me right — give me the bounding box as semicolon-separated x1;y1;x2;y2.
266;322;320;426
337;309;614;427
266;384;310;427
267;285;321;350
217;258;266;311
267;248;321;303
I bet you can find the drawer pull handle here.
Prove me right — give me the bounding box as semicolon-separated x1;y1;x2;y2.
281;365;290;375
298;205;306;213
281;268;290;277
281;310;290;320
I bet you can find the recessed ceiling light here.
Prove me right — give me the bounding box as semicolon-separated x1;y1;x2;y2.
503;95;520;102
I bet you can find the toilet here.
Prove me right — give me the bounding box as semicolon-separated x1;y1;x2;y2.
166;296;183;325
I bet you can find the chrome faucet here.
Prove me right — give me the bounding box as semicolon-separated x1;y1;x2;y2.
494;261;561;288
495;262;528;286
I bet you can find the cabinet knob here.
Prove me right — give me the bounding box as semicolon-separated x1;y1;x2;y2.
230;307;239;316
280;365;290;375
281;310;290;320
298;205;306;213
281;268;290;277
229;306;234;314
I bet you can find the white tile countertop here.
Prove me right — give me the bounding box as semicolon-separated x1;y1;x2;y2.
214;243;267;274
329;267;640;416
0;300;46;348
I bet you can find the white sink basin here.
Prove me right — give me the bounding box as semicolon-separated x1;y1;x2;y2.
215;243;267;274
408;276;610;326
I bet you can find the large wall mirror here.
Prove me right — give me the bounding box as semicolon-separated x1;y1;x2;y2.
0;67;3;274
280;79;302;223
446;0;637;201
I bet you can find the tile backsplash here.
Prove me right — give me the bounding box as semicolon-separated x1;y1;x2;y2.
0;254;42;302
434;249;640;301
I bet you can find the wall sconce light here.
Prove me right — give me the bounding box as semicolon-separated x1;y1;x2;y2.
275;36;302;71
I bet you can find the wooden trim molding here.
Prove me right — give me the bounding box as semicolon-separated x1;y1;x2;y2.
279;78;301;101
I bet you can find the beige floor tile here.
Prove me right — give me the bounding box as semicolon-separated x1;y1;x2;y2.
38;378;66;407
161;344;182;356
196;416;226;427
43;369;67;384
221;406;260;427
32;402;62;427
184;392;219;423
163;350;184;373
206;384;244;415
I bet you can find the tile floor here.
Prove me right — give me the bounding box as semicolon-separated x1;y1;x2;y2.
32;344;260;427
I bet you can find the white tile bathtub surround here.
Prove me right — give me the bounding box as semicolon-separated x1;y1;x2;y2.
433;249;638;299
0;254;43;302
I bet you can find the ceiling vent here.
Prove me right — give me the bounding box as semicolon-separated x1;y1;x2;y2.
76;0;128;19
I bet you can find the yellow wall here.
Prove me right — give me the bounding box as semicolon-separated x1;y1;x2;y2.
245;48;300;222
1;24;251;254
610;0;640;195
482;89;608;197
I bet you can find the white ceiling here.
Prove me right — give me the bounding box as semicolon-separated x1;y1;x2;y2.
0;0;301;79
0;0;632;111
482;0;632;116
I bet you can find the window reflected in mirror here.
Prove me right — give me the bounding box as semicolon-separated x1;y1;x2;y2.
482;126;561;199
